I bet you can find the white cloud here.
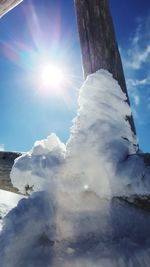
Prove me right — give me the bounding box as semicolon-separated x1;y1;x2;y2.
127;85;140;107
121;14;150;118
122;14;150;78
0;144;5;151
133;95;140;106
127;78;150;87
127;45;150;70
123;15;150;71
132;107;139;119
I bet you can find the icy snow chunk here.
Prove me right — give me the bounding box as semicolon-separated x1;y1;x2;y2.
32;133;66;156
10;133;66;195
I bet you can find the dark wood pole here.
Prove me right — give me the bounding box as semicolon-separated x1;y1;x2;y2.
74;0;136;134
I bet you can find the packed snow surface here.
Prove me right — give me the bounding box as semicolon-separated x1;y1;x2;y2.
1;70;150;266
0;190;23;231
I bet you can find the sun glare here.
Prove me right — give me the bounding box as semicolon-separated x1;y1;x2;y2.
41;64;65;89
37;61;72;98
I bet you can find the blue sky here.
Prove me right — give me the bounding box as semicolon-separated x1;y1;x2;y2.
0;0;150;152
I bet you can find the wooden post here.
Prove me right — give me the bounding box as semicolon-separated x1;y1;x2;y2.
74;0;136;134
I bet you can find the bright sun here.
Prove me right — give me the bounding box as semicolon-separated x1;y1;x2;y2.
41;64;65;89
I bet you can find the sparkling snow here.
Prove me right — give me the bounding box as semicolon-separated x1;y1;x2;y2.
0;189;23;231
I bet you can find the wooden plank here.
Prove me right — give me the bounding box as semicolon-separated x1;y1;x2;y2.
74;0;136;134
0;0;23;17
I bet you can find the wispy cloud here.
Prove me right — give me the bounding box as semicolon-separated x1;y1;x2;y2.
133;95;140;106
121;14;150;123
127;86;140;107
127;78;150;87
123;15;150;72
127;45;150;70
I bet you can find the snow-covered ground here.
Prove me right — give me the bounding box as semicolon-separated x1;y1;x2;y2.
0;189;23;231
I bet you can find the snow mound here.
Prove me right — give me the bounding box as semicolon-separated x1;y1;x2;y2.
11;133;65;195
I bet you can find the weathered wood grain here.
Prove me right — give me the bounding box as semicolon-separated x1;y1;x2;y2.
0;0;22;17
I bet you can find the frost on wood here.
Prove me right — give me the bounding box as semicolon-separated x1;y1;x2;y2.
0;0;23;17
11;70;150;197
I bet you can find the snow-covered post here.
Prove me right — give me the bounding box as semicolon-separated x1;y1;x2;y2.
74;0;136;135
